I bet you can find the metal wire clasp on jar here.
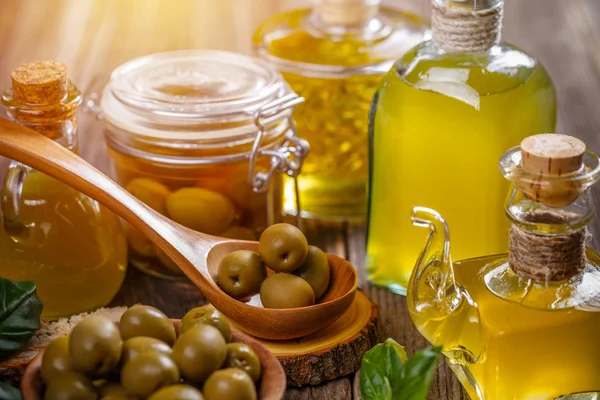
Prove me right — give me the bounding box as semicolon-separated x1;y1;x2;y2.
85;50;309;280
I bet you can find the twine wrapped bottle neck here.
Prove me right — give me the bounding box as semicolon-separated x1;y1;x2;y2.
509;212;588;282
431;1;503;53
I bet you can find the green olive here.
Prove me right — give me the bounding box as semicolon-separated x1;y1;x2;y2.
100;396;130;400
203;368;257;400
172;325;227;383
119;305;176;345
224;343;261;382
260;273;315;309
69;316;122;377
120;352;180;398
217;250;266;298
121;337;172;365
180;305;232;342
97;381;130;398
219;226;256;241
44;372;97;400
166;187;235;234
259;223;308;272
42;336;72;384
294;245;331;299
148;384;205;400
125;178;171;215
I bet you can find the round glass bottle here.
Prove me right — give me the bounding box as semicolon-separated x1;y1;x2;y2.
95;50;308;279
0;61;127;318
367;0;557;294
254;0;429;221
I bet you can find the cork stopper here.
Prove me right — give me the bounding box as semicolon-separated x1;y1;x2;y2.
519;134;586;206
521;134;585;176
11;60;68;105
314;0;380;26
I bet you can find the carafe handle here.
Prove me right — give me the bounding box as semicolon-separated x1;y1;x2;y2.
409;206;483;364
0;162;31;239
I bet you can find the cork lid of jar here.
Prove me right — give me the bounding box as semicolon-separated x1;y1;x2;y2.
520;134;586;206
11;60;68;105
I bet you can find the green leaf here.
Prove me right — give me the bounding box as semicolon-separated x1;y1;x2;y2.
360;339;442;400
0;381;23;400
361;339;408;400
395;346;442;400
0;277;43;359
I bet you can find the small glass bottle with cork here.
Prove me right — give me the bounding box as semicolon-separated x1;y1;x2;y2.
408;133;600;399
0;61;127;318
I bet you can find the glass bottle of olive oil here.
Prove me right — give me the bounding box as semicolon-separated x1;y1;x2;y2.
254;0;429;221
0;61;127;318
408;134;600;399
367;0;556;294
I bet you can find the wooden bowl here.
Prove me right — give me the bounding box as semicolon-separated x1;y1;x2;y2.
21;320;286;400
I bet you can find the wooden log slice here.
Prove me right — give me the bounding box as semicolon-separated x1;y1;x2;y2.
243;291;383;387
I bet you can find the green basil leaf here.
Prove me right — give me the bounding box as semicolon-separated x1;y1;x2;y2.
360;339;408;400
394;346;442;400
361;355;393;400
360;339;441;400
0;277;43;359
0;381;23;400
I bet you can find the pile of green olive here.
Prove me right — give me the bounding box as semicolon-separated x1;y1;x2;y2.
41;304;260;400
217;223;331;308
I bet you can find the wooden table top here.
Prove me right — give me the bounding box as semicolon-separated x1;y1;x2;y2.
1;1;599;399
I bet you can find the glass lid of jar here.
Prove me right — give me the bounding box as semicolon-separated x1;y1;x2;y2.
100;50;296;140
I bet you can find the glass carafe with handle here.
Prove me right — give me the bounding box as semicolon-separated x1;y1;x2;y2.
0;61;127;318
408;134;600;399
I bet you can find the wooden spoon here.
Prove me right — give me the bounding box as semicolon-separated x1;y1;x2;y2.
0;117;357;340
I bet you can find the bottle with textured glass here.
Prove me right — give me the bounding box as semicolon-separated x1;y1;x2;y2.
367;0;557;293
0;61;127;318
254;0;429;221
408;134;600;400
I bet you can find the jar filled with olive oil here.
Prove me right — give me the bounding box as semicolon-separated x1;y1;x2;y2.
94;50;308;279
367;0;557;294
0;61;128;318
254;0;429;221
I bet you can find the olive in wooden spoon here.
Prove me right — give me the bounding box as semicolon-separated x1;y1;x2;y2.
0;117;357;340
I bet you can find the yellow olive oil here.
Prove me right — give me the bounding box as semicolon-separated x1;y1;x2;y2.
367;44;556;293
0;171;127;318
411;253;600;400
254;7;429;220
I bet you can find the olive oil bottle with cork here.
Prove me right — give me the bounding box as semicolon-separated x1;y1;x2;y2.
408;134;600;399
367;0;557;294
0;61;127;318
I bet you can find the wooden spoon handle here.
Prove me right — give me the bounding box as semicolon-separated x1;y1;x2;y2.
0;117;215;276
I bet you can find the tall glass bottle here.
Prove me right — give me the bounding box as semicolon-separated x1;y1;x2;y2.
0;61;127;318
367;0;556;294
254;0;429;221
